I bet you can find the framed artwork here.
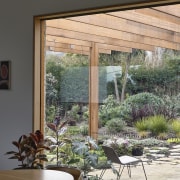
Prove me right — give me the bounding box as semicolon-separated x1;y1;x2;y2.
0;61;11;90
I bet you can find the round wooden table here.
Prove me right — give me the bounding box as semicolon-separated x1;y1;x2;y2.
0;169;74;180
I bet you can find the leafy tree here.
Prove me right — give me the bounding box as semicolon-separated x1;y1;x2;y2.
127;58;180;96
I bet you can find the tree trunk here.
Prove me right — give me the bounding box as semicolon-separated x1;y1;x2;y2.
121;54;131;102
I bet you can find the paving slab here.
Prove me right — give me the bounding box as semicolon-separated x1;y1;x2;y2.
89;163;180;180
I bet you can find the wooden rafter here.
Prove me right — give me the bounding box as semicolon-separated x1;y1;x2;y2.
45;4;180;51
68;14;180;43
46;46;112;55
46;17;180;50
109;10;180;33
152;4;180;17
46;27;155;51
46;40;132;53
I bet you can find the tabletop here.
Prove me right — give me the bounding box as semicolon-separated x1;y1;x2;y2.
0;169;74;180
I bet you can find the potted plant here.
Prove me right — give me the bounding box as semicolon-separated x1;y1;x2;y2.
5;130;50;169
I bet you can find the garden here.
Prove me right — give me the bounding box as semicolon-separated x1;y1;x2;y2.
43;48;180;179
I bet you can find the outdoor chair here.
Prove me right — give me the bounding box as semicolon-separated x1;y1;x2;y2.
101;145;147;180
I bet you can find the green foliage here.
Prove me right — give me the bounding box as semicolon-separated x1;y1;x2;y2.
120;92;164;125
106;118;125;133
71;136;99;175
99;95;121;125
135;115;169;136
46;60;64;98
67;104;80;122
46;73;58;106
171;120;180;137
127;59;180;96
167;138;180;144
82;106;89;121
135;119;149;132
99;93;166;127
46;105;56;123
148;116;169;135
67;126;81;136
129;138;169;147
80;125;89;136
123;92;164;108
161;94;180;119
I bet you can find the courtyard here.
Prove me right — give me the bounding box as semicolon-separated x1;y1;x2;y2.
89;144;180;179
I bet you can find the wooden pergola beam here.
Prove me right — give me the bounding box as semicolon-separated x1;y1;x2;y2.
97;43;132;53
46;35;92;47
46;46;111;55
46;46;90;55
152;4;180;18
46;40;132;53
109;9;180;33
46;41;90;51
47;19;180;50
68;13;180;43
46;27;155;51
135;8;180;28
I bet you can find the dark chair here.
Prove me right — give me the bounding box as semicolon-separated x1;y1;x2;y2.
101;145;147;180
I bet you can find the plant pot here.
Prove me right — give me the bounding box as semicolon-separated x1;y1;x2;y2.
132;147;144;156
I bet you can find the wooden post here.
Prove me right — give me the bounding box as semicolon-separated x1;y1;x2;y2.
89;42;99;139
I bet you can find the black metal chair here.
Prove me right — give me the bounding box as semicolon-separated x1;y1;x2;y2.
101;145;147;180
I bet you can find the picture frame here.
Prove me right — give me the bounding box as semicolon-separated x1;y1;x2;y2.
0;61;11;90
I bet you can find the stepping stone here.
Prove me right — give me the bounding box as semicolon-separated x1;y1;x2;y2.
172;145;180;149
169;149;180;152
148;150;160;153
170;153;180;156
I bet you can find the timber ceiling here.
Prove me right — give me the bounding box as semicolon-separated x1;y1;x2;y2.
45;4;180;54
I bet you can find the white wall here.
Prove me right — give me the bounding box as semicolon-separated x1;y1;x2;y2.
0;0;176;170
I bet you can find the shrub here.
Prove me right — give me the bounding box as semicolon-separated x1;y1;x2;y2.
99;95;121;125
135;115;169;136
129;138;169;147
106;118;125;133
147;115;169;136
159;94;180;119
135;120;149;132
80;125;89;136
171;120;180;137
120;92;164;125
67;104;80;122
122;92;164;109
167;138;180;144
